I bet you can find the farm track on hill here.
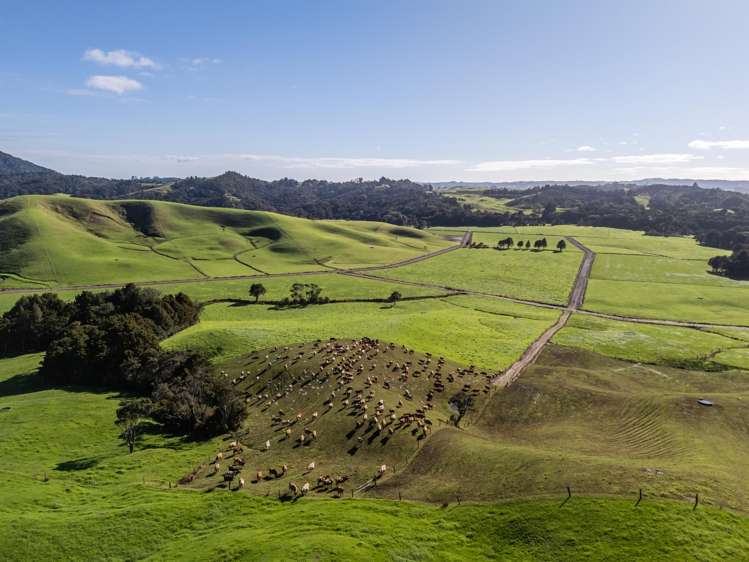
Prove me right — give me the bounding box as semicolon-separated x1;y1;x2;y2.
492;236;597;386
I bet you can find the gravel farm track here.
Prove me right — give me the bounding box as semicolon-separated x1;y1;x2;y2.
2;230;747;385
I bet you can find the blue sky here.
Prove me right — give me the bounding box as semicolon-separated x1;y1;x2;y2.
2;0;749;181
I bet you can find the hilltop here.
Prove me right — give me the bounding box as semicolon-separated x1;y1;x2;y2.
0;195;451;287
0;151;55;175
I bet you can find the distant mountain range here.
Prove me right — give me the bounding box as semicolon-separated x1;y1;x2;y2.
431;178;749;193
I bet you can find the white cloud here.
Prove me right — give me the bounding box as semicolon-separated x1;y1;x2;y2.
689;139;749;150
167;155;200;163
181;57;223;70
84;48;157;69
86;75;143;95
611;153;703;164
466;158;593;172
576;145;596;152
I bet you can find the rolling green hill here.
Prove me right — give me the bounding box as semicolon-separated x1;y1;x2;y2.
0;195;451;287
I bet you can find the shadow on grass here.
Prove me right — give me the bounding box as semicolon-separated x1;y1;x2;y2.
55;457;100;472
0;372;49;397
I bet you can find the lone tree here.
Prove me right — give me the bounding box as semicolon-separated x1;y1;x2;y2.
387;291;403;305
249;283;267;302
449;392;475;428
116;399;149;454
556;239;567;252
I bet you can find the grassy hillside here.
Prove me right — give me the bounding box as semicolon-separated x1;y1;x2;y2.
376;345;749;510
183;339;494;496
0;195;452;287
2;350;749;560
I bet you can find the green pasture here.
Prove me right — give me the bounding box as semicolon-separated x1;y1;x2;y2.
555;314;748;368
164;295;561;367
367;247;582;305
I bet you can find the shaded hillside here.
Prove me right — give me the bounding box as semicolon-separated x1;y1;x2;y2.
0;151;55;175
0;195;451;287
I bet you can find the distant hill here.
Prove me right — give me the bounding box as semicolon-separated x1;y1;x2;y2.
0;151;56;175
432;178;749;194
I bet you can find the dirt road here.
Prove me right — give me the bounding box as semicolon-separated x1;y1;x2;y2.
491;236;597;387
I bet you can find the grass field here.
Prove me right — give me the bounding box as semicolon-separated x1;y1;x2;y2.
366;247;582;305
164;295;561;366
2;353;748;560
554;314;749;368
585;253;749;325
433;225;749;325
0;195;452;287
442;191;532;214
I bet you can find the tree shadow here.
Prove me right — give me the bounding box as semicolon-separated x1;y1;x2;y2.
55;457;100;472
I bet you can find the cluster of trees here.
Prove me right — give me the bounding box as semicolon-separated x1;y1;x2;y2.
493;237;565;251
279;283;329;307
0;285;243;438
708;249;749;279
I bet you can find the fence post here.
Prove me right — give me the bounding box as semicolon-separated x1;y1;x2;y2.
693;493;699;511
635;489;643;507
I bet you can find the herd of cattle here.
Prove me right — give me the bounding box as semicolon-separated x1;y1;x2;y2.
189;337;496;498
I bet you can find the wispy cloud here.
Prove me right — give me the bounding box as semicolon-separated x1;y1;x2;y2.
611;153;703;164
689;139;749;150
466;159;594;172
236;154;459;169
162;153;461;169
166;155;200;163
84;48;158;69
85;75;143;95
576;145;596;152
181;57;223;70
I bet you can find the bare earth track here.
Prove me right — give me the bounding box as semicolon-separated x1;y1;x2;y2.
492;236;596;387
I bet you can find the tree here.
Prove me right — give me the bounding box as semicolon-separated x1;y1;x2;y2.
249;283;267;302
449;392;474;428
116;399;150;454
387;291;402;305
516;240;524;249
305;283;323;304
556;239;567;252
525;240;531;250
